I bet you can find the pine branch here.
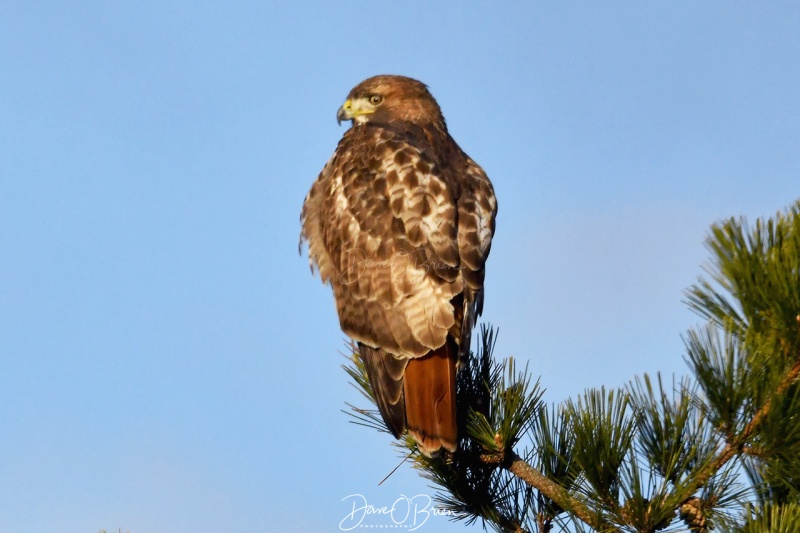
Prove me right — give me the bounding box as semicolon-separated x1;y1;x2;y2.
501;450;620;533
680;346;800;508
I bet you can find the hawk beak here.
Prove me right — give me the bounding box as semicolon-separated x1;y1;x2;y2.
336;99;353;125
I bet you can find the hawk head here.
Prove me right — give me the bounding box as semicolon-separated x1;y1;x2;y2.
336;75;446;130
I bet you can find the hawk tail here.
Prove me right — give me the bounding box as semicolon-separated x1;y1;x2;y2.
404;338;458;456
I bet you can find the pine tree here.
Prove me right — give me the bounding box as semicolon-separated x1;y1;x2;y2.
343;200;800;532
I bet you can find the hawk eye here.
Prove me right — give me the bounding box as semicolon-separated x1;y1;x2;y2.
369;95;383;105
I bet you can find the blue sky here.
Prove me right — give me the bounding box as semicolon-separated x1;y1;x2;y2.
1;2;798;532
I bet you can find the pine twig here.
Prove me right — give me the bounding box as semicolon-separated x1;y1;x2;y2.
680;350;800;507
499;450;621;533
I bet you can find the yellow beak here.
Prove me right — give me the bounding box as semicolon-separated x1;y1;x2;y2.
336;99;353;125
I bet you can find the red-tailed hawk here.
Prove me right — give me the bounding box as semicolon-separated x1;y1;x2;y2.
300;75;497;456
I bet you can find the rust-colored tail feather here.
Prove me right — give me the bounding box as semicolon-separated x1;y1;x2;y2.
403;338;458;456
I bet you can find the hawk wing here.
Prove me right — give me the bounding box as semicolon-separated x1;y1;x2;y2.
301;122;496;452
303;123;464;353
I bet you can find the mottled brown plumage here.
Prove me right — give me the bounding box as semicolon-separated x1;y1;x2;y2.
300;75;497;456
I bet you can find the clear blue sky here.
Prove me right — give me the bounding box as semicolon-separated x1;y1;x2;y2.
1;2;798;532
